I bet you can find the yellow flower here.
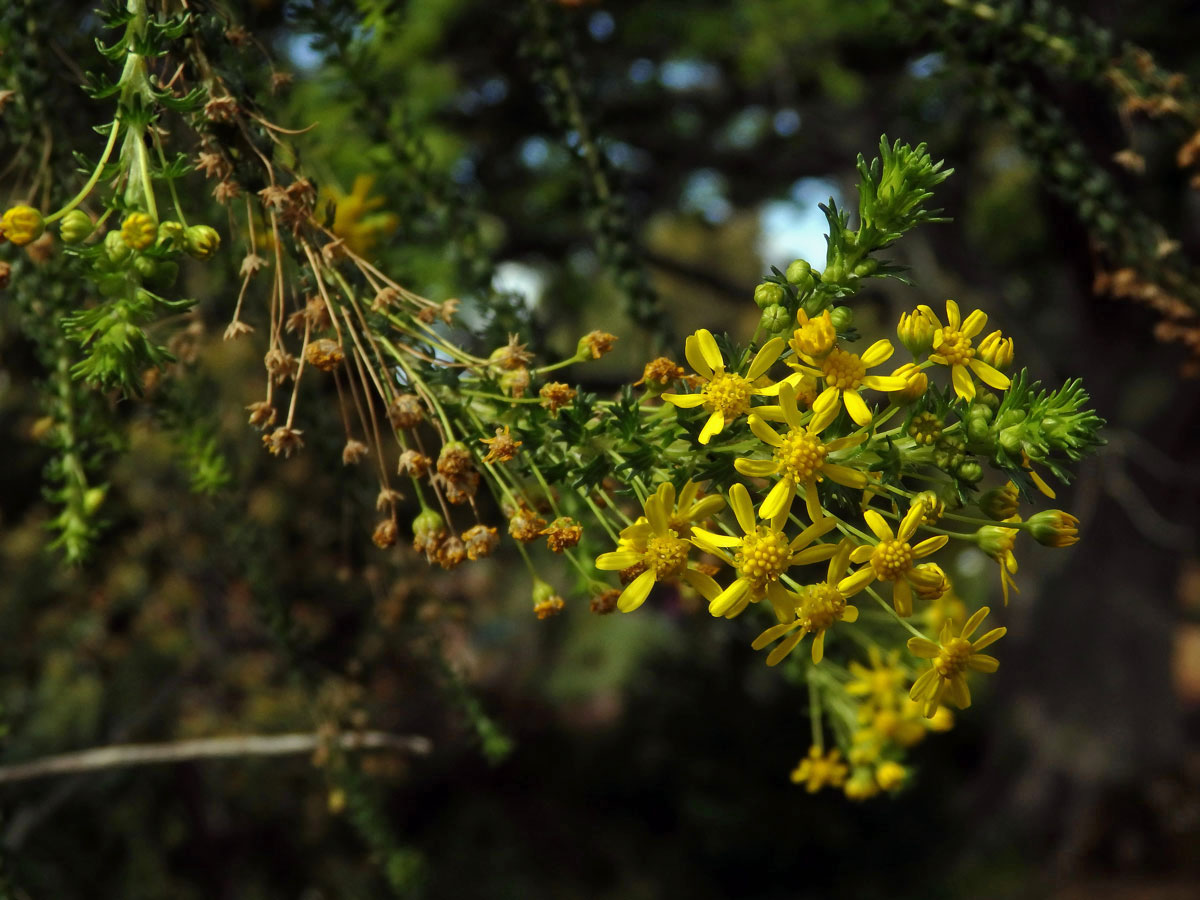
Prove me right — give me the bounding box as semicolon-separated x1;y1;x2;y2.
977;329;1015;372
790;339;908;426
921;300;1011;401
897;307;936;356
1026;509;1080;547
845;646;908;710
907;606;1006;716
791;746;848;793
595;481;723;612
662;330;785;445
330;174;399;255
1;205;45;246
837;499;949;616
120;212;157;251
790;308;836;358
735;381;868;521
751;539;860;664
887;362;928;404
875;761;908;792
974;522;1020;605
690;483;838;621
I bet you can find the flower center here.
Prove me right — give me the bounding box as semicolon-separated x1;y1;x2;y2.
936;329;975;366
798;582;846;631
702;372;753;418
934;637;973;677
736;527;791;591
908;412;942;446
776;429;828;484
870;539;914;581
820;348;866;390
642;531;689;579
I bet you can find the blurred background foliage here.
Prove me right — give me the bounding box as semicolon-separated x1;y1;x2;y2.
1;0;1199;897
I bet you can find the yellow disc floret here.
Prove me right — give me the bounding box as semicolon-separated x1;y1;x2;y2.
702;371;753;419
736;527;791;590
776;429;828;485
870;538;914;581
934;637;972;678
820;347;867;390
642;531;690;579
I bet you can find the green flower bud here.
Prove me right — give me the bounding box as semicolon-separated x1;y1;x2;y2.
104;229;131;263
956;460;983;483
1026;510;1080;547
58;210;94;244
754;281;786;309
785;259;812;285
967;413;992;444
759;303;791;334
820;263;845;285
184;224;220;260
829;306;855;331
83;485;108;516
979;483;1020;520
157;220;186;249
852;258;878;278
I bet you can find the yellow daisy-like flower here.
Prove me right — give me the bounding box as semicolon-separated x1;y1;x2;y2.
975;521;1020;605
845;646;909;710
751;539;859;665
837;500;949;616
595;482;723;613
907;606;1006;716
921;300;1011;401
690;483;838;621
790;308;836;359
791;746;849;793
790;339;908;426
330;174;400;256
736;381;868;521
662;330;785;444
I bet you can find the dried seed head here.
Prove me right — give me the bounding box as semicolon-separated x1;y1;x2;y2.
412;509;447;558
488;334;534;371
375;487;403;510
197;151;232;181
590;589;621;615
387;394;424;429
542;517;583;552
224;320;254;341
264;348;299;383
500;366;531;399
579;330;617;359
372;519;399;549
437;441;474;477
263;426;305;457
436;471;479;505
539;381;576;414
397;449;432;478
343;440;370;465
507;504;546;543
434;536;467;570
636;357;685;389
204;96;238;122
372;287;401;311
246;401;277;430
480;426;521;464
461;524;500;560
304;338;345;372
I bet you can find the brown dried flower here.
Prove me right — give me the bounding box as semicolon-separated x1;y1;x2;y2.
480;426;522;464
224;320;254;341
433;536;467;570
542;517;583;552
488;334;534;371
461;525;500;560
635;356;685;388
304;338;345;372
343;440;370;465
437;442;474;477
533;596;566;620
580;330;617;359
263;426;305;457
590;589;621;615
397;449;432;478
539;381;576;414
246;401;277;430
264;348;299;383
372;287;401;311
387;394;424;429
507;504;546;543
372;519;399;549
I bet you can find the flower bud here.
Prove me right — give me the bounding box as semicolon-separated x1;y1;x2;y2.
184;224;221;260
58;210;94;244
911;563;949;601
956;460;983;483
104;229;132;264
1;205;45;246
974;524;1017;560
829;305;855;331
977;329;1014;372
157;220;186;249
791;309;836;359
1026;509;1079;547
785;258;812;286
820;263;845;286
759;303;790;334
753;281;786;309
531;578;565;619
897;309;935;356
875;762;907;792
887;362;928;404
979;482;1020;520
412;509;447;556
120;212;157;251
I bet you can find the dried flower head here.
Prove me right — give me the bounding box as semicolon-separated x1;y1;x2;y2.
508;504;546;543
579;330;617;359
372;519;399;549
635;357;686;388
375;488;403;510
488;334;534;371
263;426;305;457
437;442;474;477
224;320;254;341
436;471;480;505
305;338;345;372
590;589;621;615
480;426;522;464
343;440;370;465
387;394;424;429
434;536;467;570
412;510;447;558
500;366;531;399
264;348;299;383
372;287;401;311
539;381;576;414
461;524;500;560
542;517;583;552
204;96;239;122
246;401;277;430
397;450;432;478
533;596;566;619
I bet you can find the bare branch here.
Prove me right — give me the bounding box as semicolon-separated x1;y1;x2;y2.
0;732;432;786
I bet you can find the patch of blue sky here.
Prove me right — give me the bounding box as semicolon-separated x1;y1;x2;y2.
758;178;844;271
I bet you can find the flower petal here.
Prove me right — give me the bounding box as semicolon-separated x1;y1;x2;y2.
734;457;780;478
766;631;806;667
944;299;961;330
748;414;784;447
842;604;859;623
645;494;669;535
760;478;795;520
863;509;894;541
948;673;971;709
596;550;641;571
752;621;799;650
961;606;990;640
862;374;909;391
729;483;756;534
907;637;940;659
803;481;823;523
961;308;987;339
778;382;804;430
860;339;895;368
892;578;913;617
951;364;976;402
681;567;722;602
688;495;725;522
689;527;742;548
822;463;867;489
617;569;657;613
838;566;876;597
812;386;840;422
747;336;785;381
662;392;706;408
767;583;794;622
849;544;874;565
843;389;872;426
909;666;939;699
968;357;1011;390
968;653;999;673
810;629;826;664
684;334;713;379
971;625;1006;651
698;410;725;445
791;515;839;549
913;534;949;557
897;502;926;541
791;543;839;566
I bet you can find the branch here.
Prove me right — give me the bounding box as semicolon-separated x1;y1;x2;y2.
0;732;433;786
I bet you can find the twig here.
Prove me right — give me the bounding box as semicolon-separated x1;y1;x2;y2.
0;732;432;786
